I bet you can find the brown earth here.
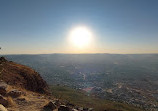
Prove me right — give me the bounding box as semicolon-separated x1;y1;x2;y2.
0;57;48;94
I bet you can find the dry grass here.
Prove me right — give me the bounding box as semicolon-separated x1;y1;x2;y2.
50;85;143;111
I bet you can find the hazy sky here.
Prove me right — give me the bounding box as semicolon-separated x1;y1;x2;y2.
0;0;158;54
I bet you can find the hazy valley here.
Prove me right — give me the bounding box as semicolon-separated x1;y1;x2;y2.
4;54;158;110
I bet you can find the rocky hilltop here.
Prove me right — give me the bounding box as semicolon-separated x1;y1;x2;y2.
0;57;48;94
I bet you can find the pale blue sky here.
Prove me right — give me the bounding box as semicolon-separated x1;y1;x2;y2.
0;0;158;54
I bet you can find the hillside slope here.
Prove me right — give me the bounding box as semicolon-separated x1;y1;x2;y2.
0;57;48;94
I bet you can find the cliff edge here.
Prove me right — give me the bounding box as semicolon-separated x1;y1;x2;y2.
0;57;48;94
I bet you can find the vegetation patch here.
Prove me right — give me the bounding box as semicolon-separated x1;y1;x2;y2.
50;85;143;111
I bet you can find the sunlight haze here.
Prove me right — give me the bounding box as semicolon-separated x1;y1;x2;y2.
0;0;158;54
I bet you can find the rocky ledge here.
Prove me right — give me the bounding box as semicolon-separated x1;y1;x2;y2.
0;57;48;94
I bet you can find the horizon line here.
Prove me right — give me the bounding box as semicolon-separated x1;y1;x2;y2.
1;53;158;55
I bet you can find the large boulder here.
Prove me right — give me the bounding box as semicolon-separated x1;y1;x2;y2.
43;101;56;111
0;104;7;111
0;57;7;63
8;89;22;98
0;82;8;96
58;105;70;111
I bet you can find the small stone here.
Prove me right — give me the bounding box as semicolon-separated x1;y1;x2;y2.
72;109;78;111
83;107;88;111
53;99;60;106
66;103;75;107
88;108;93;111
17;98;26;101
77;107;83;111
0;104;8;111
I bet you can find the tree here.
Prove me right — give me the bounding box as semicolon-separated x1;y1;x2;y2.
0;47;1;56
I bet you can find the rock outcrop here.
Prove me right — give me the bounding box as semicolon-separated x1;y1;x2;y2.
8;89;22;98
43;101;57;111
0;57;48;94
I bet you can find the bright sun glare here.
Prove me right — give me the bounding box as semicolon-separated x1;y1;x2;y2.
69;26;92;48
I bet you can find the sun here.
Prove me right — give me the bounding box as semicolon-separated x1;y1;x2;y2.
69;26;92;48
